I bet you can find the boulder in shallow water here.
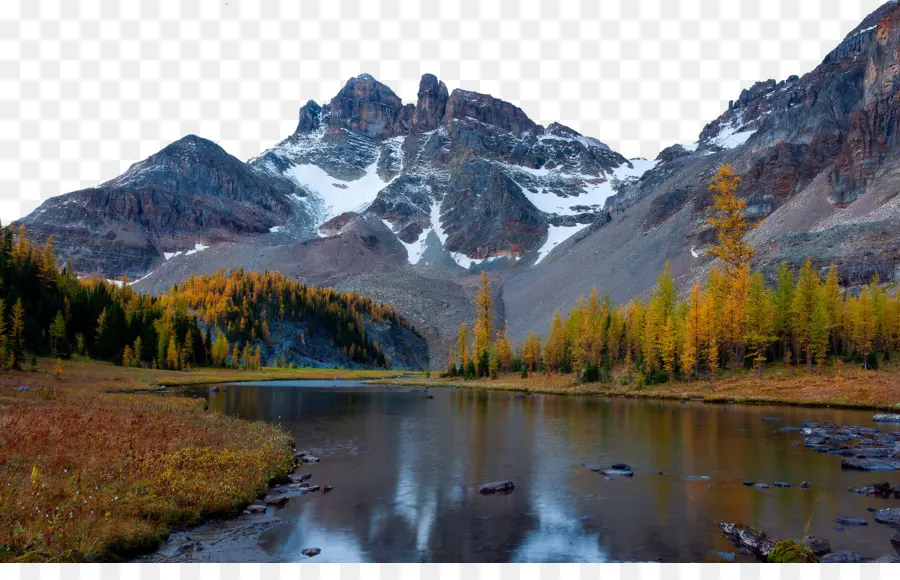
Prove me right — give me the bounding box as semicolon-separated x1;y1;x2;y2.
719;522;776;559
301;547;321;557
247;500;266;514
874;554;900;563
841;457;899;471
821;550;862;563
892;530;900;548
835;516;868;526
743;480;754;486
773;481;791;488
800;481;812;489
802;535;830;556
479;480;514;494
874;508;900;526
754;482;770;489
873;414;900;423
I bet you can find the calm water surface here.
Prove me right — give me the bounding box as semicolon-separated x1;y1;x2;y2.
198;381;899;562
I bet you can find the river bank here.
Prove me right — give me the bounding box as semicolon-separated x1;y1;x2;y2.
0;359;411;562
376;362;900;412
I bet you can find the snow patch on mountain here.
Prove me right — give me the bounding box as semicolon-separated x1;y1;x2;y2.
285;159;392;225
708;114;756;150
536;224;588;264
514;157;656;217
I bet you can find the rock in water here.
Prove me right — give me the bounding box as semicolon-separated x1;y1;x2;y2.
289;472;312;483
892;530;900;548
835;516;868;526
743;480;754;486
247;500;266;514
841;457;899;471
873;414;900;423
800;481;812;489
719;522;776;560
754;482;770;490
301;547;321;558
802;536;831;557
874;508;900;526
821;551;862;563
773;481;791;488
478;480;515;494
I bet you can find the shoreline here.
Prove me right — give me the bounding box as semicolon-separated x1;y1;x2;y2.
371;363;900;413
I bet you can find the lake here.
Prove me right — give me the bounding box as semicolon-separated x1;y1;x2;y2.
145;380;900;563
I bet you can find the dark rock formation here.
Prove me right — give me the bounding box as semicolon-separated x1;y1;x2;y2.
719;522;776;560
478;480;515;494
802;535;831;557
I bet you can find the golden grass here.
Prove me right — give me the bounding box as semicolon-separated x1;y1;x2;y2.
379;362;900;411
0;359;347;562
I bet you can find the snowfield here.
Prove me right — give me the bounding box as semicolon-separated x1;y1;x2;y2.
536;224;587;264
284;159;392;225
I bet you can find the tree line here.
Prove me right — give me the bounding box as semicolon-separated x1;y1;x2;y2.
447;164;900;383
0;225;415;370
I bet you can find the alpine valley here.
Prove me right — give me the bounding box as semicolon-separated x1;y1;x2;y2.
17;1;900;367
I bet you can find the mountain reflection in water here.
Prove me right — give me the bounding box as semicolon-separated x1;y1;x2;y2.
200;382;898;563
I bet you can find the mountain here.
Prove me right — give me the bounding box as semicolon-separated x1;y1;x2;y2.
17;1;900;366
18;135;313;278
504;1;900;340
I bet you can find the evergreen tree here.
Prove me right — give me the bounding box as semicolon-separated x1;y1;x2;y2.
744;272;775;378
792;258;820;372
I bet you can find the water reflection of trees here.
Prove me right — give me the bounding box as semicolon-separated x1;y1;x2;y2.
210;384;890;562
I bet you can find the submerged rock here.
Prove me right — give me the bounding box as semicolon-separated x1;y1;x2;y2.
800;481;812;489
289;472;312;483
710;550;736;561
821;550;862;563
773;481;791;488
719;522;776;560
301;547;321;558
873;554;900;563
841;457;899;471
478;480;515;494
684;475;711;481
835;516;868;526
754;482;770;490
874;508;900;526
743;480;754;486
